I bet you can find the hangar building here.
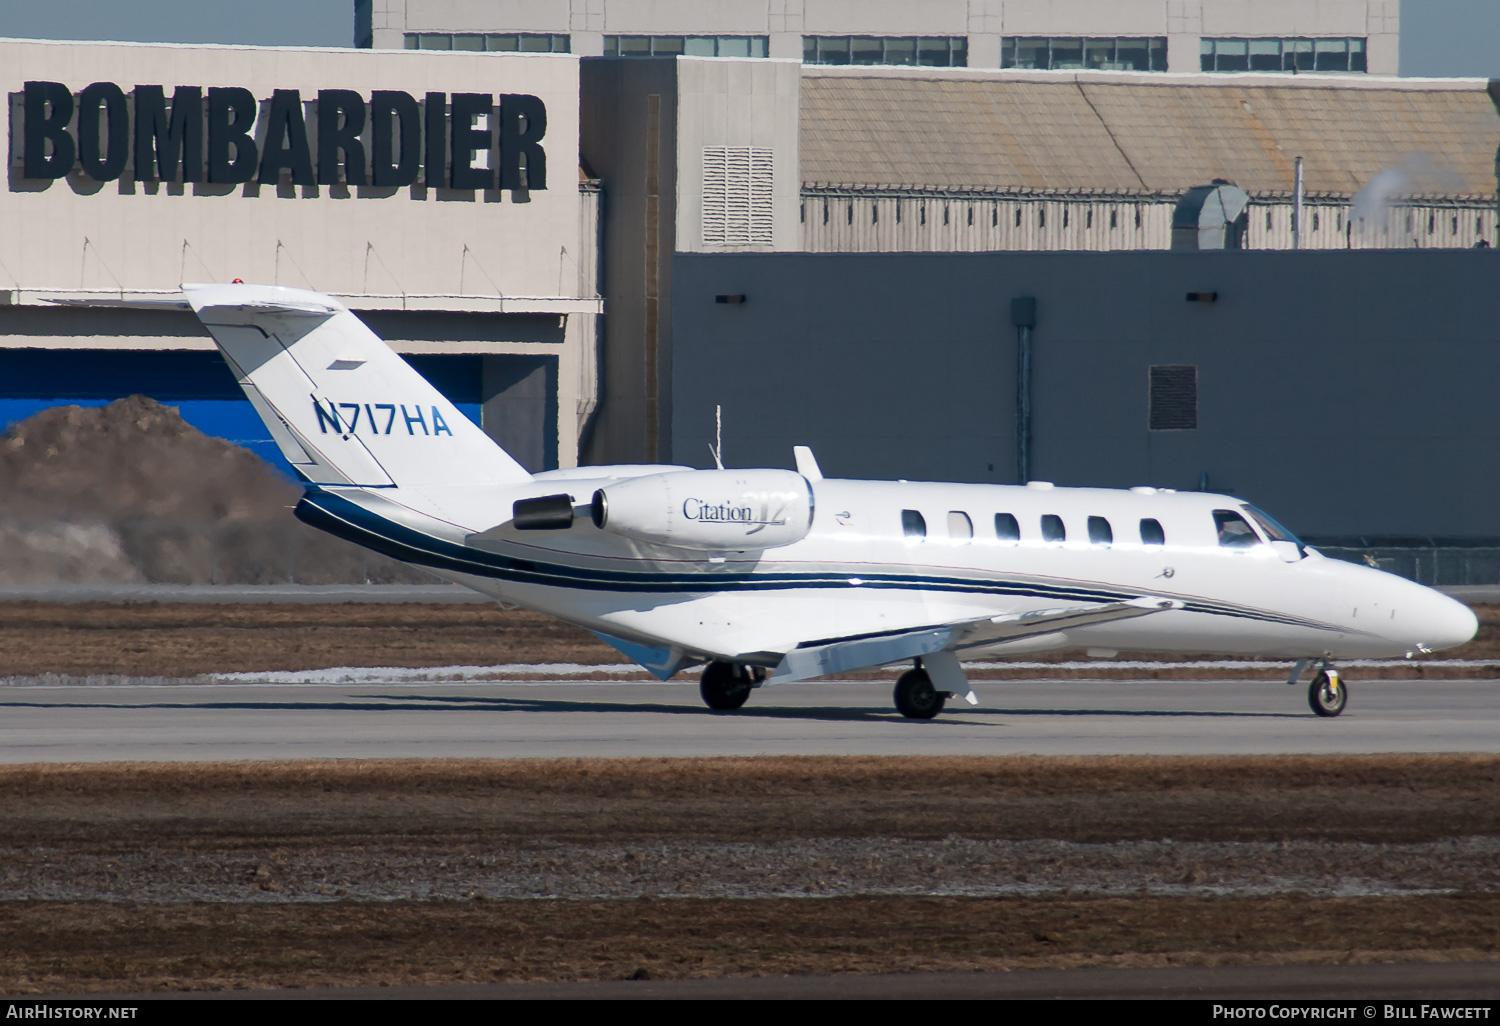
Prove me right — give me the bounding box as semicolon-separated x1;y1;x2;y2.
5;33;1500;577
365;0;1400;76
0;37;598;474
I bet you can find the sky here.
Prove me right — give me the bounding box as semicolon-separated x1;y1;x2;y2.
0;0;1495;77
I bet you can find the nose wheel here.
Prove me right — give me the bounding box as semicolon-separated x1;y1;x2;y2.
1308;667;1347;717
700;661;761;711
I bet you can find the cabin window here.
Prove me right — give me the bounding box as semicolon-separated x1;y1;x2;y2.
947;511;973;541
1041;514;1066;543
901;509;927;540
1087;516;1113;546
994;513;1020;543
1213;509;1260;548
1140;518;1165;546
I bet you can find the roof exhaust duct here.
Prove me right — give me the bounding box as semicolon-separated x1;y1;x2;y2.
1171;179;1250;251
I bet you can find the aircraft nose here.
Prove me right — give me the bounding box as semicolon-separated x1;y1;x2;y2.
1412;588;1479;653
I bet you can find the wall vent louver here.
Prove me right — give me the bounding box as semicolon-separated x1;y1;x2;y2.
702;146;773;247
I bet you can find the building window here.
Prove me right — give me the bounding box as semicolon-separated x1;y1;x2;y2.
1149;365;1198;431
405;33;571;52
605;36;768;57
703;147;774;246
804;36;967;67
1200;37;1366;73
1004;37;1166;72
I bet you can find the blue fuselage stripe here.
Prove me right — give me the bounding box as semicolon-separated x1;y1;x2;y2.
295;490;1340;633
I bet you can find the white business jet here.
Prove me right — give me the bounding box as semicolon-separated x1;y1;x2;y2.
182;283;1478;719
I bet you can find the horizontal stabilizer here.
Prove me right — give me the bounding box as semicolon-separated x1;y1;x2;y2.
768;596;1182;686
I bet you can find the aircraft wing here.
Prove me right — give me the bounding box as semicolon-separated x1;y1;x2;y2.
766;596;1182;687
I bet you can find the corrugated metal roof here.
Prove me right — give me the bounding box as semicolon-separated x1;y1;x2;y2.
801;75;1500;200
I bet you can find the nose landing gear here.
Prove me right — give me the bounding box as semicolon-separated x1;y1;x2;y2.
699;661;763;711
1308;666;1347;717
1292;657;1347;717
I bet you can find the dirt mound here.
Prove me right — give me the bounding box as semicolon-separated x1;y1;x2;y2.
0;397;429;585
0;395;294;522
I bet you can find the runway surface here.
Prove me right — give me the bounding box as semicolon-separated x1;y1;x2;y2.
2;676;1498;762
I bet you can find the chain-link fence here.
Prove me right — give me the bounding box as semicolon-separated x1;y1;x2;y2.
1316;545;1500;588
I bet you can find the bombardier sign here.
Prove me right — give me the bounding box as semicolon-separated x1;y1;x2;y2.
13;81;548;191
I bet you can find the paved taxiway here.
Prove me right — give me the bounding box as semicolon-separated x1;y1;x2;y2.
2;677;1497;762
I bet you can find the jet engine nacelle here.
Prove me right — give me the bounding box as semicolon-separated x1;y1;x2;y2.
591;469;813;551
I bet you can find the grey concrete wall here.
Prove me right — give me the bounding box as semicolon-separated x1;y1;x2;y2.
672;249;1500;540
673;57;801;254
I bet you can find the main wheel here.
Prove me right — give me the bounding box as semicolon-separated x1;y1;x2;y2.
894;667;946;720
700;661;752;711
1308;669;1347;717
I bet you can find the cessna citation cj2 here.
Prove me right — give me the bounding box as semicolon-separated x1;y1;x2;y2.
182;283;1478;720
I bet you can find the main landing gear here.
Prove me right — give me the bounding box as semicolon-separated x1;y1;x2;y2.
699;660;764;711
1292;657;1348;717
894;654;978;720
894;666;946;720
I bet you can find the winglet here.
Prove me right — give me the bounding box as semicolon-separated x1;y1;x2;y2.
793;445;823;482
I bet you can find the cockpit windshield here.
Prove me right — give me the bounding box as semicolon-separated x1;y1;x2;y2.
1241;504;1303;547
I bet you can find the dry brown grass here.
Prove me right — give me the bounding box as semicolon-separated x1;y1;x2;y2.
4;756;1499;993
4;755;1499;846
4;895;1498;994
0;602;617;677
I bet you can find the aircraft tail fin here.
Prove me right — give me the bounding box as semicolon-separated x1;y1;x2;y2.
182;283;531;489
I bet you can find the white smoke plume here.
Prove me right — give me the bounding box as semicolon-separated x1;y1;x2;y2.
1351;153;1467;223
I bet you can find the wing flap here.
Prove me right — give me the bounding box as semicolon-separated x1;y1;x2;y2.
767;596;1182;686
